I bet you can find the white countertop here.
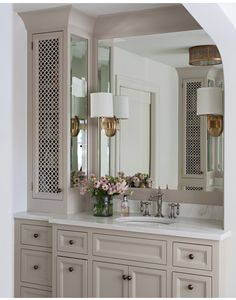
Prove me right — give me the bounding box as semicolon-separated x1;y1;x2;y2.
14;211;231;241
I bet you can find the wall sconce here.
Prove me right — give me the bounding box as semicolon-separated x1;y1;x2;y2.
90;93;129;137
71;116;87;137
197;87;223;137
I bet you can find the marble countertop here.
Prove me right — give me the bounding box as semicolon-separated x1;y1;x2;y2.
14;211;231;241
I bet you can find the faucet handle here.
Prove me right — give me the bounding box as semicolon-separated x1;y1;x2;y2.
176;203;180;216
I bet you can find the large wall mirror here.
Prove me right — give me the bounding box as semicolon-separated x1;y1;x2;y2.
70;35;88;186
98;29;224;192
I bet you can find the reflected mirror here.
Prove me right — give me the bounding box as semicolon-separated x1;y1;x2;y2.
98;30;224;191
70;35;88;186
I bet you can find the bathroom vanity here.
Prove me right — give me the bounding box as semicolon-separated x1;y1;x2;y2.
14;212;229;298
14;4;230;298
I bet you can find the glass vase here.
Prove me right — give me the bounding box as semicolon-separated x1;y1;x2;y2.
93;195;113;217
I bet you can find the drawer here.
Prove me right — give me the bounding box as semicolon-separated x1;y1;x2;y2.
93;234;167;264
173;242;212;271
172;272;211;298
20;286;51;298
57;230;88;254
21;249;52;286
21;224;52;248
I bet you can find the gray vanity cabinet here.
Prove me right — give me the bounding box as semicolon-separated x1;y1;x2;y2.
93;261;129;297
92;262;166;298
56;257;88;297
129;266;166;297
15;219;221;298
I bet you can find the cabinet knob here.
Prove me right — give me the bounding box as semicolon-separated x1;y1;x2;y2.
68;267;74;272
189;253;195;260
33;265;39;270
127;275;132;281
33;233;39;238
57;188;62;193
122;275;128;280
69;240;74;245
188;284;194;290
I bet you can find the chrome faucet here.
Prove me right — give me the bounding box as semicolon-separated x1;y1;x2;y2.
140;201;151;216
168;203;180;219
155;186;164;218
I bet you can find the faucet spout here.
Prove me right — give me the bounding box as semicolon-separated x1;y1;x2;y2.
155;186;164;218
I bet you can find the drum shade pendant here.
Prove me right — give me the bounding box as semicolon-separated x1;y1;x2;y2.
189;45;222;66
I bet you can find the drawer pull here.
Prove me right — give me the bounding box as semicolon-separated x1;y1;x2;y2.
127;275;132;281
68;267;74;272
69;239;74;245
33;264;39;270
33;233;39;238
188;284;194;290
122;275;128;280
188;253;195;260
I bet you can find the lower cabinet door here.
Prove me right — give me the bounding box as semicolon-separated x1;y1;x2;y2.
172;272;212;298
129;266;167;297
93;261;129;297
20;286;51;298
57;257;87;297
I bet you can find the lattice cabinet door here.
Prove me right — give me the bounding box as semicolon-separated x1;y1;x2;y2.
32;31;63;200
182;79;206;180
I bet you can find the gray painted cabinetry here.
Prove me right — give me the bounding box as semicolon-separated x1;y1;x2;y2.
15;218;220;298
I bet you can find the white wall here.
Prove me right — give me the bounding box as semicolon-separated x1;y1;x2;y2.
0;4;27;297
184;3;236;297
112;46;178;188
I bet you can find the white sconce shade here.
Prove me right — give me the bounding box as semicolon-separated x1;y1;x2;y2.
113;95;129;119
72;76;87;97
90;93;113;118
197;87;223;115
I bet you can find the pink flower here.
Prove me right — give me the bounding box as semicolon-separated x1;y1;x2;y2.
94;181;100;188
102;184;109;191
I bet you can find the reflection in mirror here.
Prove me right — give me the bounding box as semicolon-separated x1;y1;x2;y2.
70;35;88;187
98;30;224;191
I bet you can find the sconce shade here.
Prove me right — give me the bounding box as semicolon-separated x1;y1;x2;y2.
113;95;129;119
72;76;87;97
90;93;113;118
197;87;223;116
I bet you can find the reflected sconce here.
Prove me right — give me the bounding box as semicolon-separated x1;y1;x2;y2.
189;45;222;66
197;87;224;137
90;93;129;137
71;116;87;137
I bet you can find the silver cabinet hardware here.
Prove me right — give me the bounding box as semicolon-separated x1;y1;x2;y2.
33;233;39;238
122;275;128;280
69;240;74;245
127;275;132;281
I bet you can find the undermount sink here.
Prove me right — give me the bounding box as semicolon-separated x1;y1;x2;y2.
115;216;174;225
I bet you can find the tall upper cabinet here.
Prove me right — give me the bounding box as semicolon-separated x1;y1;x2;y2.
19;6;95;214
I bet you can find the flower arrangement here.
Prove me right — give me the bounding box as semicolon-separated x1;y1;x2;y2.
79;173;129;217
124;172;152;188
79;173;129;197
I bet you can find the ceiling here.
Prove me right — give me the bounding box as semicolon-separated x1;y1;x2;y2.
112;30;215;68
14;3;177;16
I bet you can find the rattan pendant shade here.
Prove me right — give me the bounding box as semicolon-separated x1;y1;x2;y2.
189;45;222;66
